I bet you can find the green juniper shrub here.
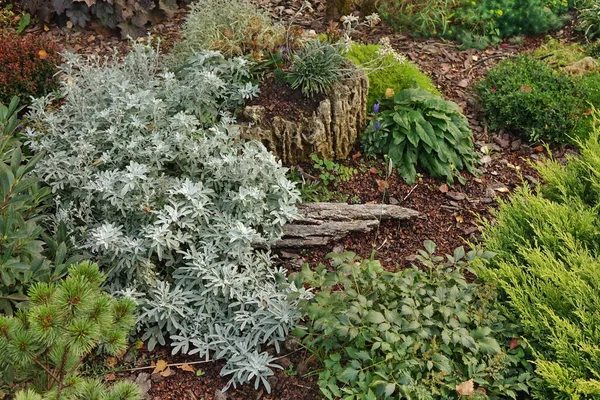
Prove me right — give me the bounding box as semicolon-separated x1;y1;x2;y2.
0;98;77;315
480;125;600;398
363;88;479;185
291;243;534;400
474;55;592;143
345;42;439;112
0;261;141;400
286;39;347;98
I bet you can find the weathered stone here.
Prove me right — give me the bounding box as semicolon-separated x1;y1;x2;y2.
563;56;598;76
275;202;419;248
238;69;368;165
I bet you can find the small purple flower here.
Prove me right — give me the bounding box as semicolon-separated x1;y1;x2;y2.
373;103;380;114
278;45;287;53
375;121;381;131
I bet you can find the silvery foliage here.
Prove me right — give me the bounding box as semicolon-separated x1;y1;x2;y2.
25;43;310;392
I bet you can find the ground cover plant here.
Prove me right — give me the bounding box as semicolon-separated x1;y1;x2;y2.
363;88;479;185
23;42;309;392
345;41;439;111
0;34;60;105
292;244;534;399
480;125;600;398
0;261;140;400
475;55;596;143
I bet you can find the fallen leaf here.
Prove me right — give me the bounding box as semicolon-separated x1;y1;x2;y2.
584;108;593;115
368;167;378;174
38;49;48;60
455;215;464;223
456;379;474;396
510;338;519;349
352;152;362;160
160;367;173;377
105;357;118;368
43;24;50;31
375;179;388;191
177;363;195;373
520;85;533;92
105;373;116;381
439;184;449;193
385;88;395;98
135;340;144;350
66;21;73;29
533;145;544;152
494;186;510;193
152;359;168;375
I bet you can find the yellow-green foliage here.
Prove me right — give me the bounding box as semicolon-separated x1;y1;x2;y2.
345;43;439;111
481;125;600;398
533;38;587;69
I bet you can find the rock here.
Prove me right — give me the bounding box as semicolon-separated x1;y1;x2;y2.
238;68;368;165
479;155;492;165
135;373;152;398
150;373;163;383
214;390;227;400
563;56;599;76
462;226;480;235
457;79;469;88
275;202;419;248
332;244;345;253
510;139;522;151
446;191;467;201
493;135;510;149
480;197;494;204
389;196;400;205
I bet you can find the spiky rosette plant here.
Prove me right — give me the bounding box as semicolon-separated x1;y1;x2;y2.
0;261;140;400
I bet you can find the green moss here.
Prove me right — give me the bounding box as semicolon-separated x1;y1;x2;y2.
345;43;439;111
533;38;587;69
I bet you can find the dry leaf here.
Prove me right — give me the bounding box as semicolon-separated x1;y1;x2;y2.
177;363;196;373
66;21;73;29
533;145;544;152
352;152;362;160
584;108;593;115
520;85;533;92
105;373;116;381
385;88;395;98
439;184;449;193
375;179;388;191
368;167;378;174
38;50;48;60
510;338;519;349
456;379;474;396
152;359;168;375
494;186;510;193
105;357;118;368
135;340;144;350
160;367;173;377
43;24;50;31
455;215;464;223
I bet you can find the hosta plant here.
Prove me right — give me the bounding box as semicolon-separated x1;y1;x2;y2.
363;88;479;185
20;0;180;38
292;244;534;399
0;261;140;400
24;43;308;392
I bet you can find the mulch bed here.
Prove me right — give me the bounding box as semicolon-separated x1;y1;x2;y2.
15;0;583;398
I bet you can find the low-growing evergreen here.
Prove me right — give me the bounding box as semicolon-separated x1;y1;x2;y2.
0;261;140;400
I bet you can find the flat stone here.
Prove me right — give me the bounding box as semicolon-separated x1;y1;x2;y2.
446;191;467;201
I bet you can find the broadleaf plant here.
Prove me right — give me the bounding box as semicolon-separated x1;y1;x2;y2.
291;244;534;399
363;88;479;185
24;43;309;392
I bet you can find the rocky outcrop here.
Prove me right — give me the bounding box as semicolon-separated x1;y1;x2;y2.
238;69;368;165
275;202;419;248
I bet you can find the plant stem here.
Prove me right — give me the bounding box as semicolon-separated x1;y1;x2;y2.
31;356;61;387
0;295;28;301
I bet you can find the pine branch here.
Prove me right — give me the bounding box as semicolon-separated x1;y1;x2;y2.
31;356;61;388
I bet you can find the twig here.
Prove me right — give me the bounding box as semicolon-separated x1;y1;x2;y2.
402;184;418;203
470;53;511;69
0;295;28;301
125;360;213;372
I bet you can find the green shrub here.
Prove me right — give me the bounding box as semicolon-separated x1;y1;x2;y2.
292;244;534;399
0;97;77;316
363;88;478;185
25;44;307;392
377;0;459;37
481;126;600;397
475;55;590;143
174;0;284;61
346;43;438;111
287;39;347;98
0;261;140;400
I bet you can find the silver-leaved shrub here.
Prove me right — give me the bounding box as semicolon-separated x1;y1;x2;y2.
25;44;309;392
